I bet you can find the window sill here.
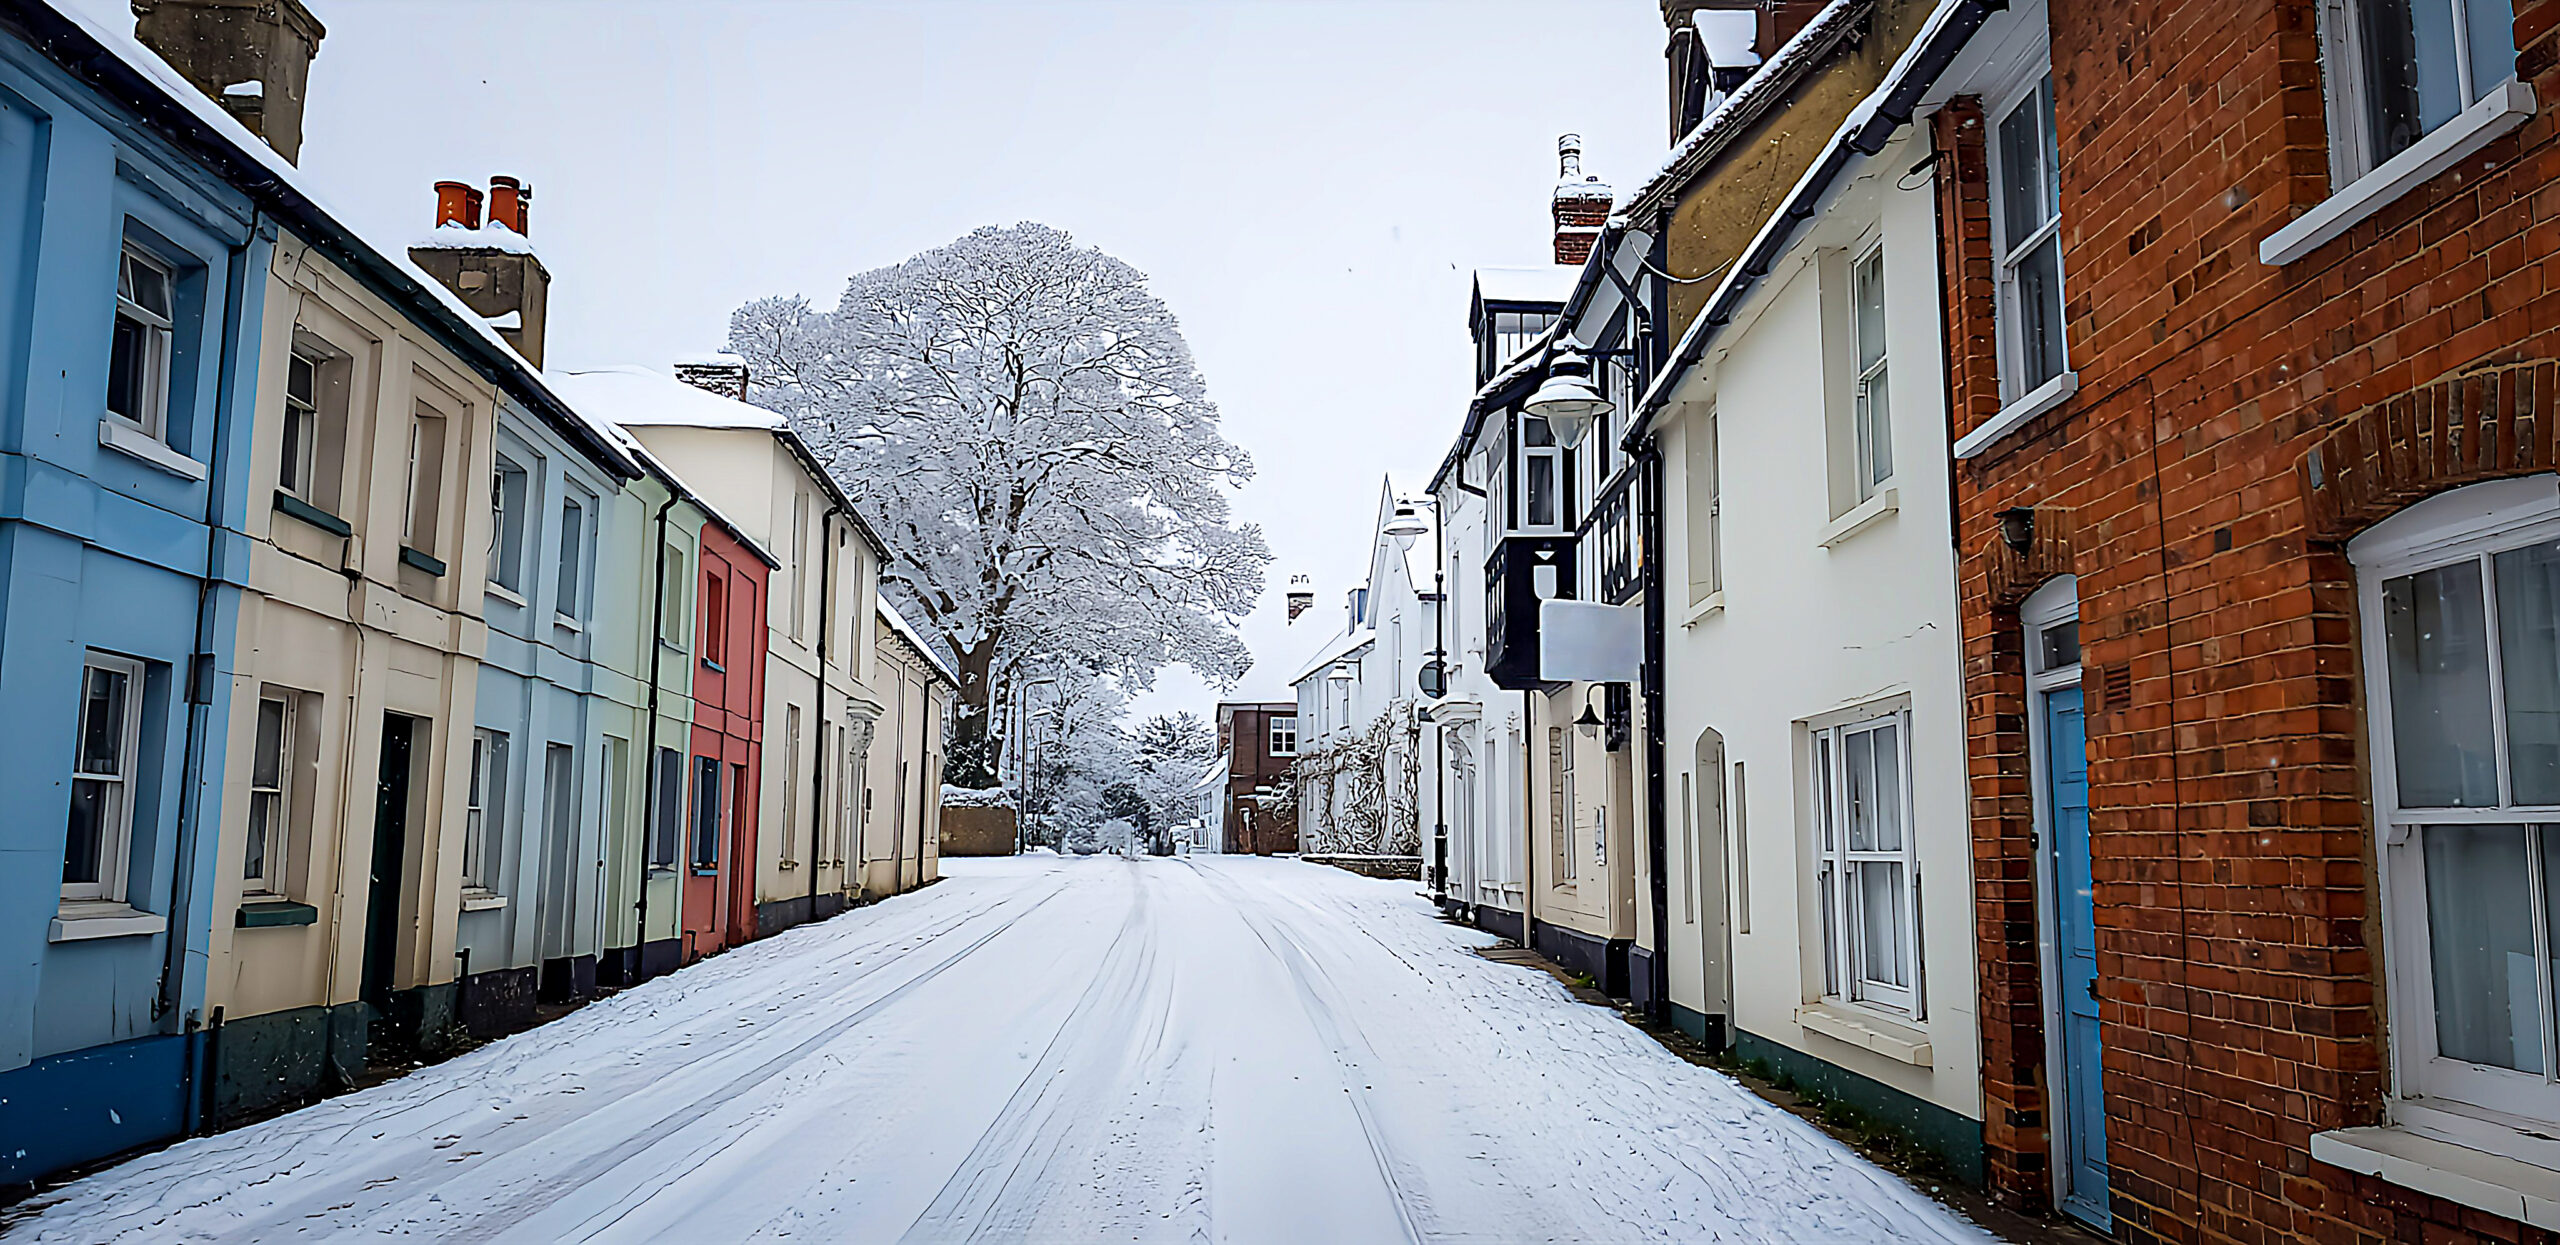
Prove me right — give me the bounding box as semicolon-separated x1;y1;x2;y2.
273;491;351;538
554;613;583;634
486;583;528;608
1819;487;1900;550
1795;1001;1933;1066
1679;591;1726;629
2262;81;2537;267
700;659;725;674
236;899;317;928
778;859;799;870
97;418;207;481
691;866;720;877
459;889;508;912
2312;1126;2560;1231
49;903;168;942
648;866;680;878
1953;371;2078;460
400;546;448;577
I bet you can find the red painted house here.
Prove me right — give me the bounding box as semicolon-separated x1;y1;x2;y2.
683;520;769;961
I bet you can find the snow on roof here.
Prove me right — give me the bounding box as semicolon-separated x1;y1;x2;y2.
30;0;638;481
550;366;788;431
1473;266;1578;307
1617;0;1868;228
674;350;749;368
412;220;537;257
879;599;960;687
1289;625;1376;688
1696;9;1762;67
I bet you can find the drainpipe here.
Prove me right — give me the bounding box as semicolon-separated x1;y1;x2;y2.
808;508;839;919
1430;504;1448;906
633;489;678;979
167;221;261;1129
1639;440;1671;1025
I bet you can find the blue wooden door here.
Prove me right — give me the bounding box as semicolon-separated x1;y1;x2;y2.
2047;686;2108;1228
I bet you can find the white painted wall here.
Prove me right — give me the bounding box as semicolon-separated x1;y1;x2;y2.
1654;129;1980;1123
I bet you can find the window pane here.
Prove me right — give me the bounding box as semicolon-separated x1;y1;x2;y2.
2424;823;2544;1073
1855;251;1887;373
1872;722;1904;853
1818;862;1839;996
127;255;171;319
2361;0;2465;160
1858;365;1892;488
2386;560;2501;806
2015;234;2067;392
558;500;584;616
108;317;144;424
2498;541;2560;803
1526;455;1557;528
1857;861;1910;988
287;352;316;408
253;698;286;789
2467;0;2519;100
65;778;108;885
245;792;273;879
2041;621;2083;671
78;666;128;776
1996;82;2053;245
492;462;527;590
1847;728;1880;851
1521;415;1555;449
1815;732;1837;851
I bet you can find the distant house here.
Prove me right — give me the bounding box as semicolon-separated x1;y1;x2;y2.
1289;481;1436;860
1214;702;1299;854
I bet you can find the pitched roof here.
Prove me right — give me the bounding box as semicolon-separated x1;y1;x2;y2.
22;0;640;481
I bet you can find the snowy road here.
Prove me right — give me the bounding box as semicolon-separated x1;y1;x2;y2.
10;856;1998;1244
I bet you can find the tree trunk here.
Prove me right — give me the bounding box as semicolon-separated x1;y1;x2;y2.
946;634;1002;788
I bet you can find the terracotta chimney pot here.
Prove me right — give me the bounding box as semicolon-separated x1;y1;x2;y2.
434;180;477;229
488;176;528;235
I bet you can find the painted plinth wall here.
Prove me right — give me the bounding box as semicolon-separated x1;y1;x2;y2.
683;519;766;960
203;230;508;1124
0;32;266;1181
1652;123;1982;1180
457;394;628;1037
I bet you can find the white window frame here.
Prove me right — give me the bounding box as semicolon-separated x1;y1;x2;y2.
556;491;589;624
2354;476;2560;1159
1269;716;1298;758
791;491;812;641
109;244;175;442
464;729;507;894
1519;413;1565;534
1850;239;1893;500
1558;724;1578;883
1813;709;1923;1017
490;454;530;595
1987;71;2070;409
2318;0;2522;185
244;691;296;895
63;652;146;905
781;704;803;865
279;348;321;502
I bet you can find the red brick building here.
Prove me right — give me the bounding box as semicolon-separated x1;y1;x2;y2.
1936;0;2560;1239
1216;701;1299;854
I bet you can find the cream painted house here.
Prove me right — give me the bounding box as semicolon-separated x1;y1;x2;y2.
556;365;905;921
206;229;511;1116
869;602;955;896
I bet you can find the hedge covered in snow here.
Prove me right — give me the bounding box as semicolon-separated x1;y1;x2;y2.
940;785;1017;809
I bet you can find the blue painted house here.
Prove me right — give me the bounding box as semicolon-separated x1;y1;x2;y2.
0;0;273;1184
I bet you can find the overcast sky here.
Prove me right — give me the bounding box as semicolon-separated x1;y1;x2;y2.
82;0;1669;722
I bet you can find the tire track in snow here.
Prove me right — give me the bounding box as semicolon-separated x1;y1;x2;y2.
896;861;1177;1243
1179;858;1430;1245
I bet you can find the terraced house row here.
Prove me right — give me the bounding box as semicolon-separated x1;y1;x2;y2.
1319;0;2560;1239
0;0;952;1190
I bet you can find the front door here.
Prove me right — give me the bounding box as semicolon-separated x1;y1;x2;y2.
363;714;416;1048
2044;684;2108;1227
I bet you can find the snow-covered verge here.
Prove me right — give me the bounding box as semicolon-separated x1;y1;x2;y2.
6;856;1995;1244
939;784;1015;808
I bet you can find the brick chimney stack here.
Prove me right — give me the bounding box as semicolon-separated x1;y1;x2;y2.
132;0;326;164
1551;135;1612;267
674;355;751;401
409;176;552;367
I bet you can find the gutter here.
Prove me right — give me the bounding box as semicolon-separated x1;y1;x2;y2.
632;488;679;978
1624;0;2005;448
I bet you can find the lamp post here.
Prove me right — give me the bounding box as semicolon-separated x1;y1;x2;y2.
1524;342;1615;451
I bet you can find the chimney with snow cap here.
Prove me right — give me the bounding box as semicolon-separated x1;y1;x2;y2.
409;176;552;366
674;354;750;401
133;0;326;164
1551;135;1611;267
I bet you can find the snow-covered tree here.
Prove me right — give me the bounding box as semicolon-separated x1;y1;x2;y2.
727;223;1271;784
1128;711;1215;848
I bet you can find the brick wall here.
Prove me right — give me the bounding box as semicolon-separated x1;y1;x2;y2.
1952;1;2560;1241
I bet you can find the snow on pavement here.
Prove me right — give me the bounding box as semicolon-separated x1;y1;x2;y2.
7;856;2000;1244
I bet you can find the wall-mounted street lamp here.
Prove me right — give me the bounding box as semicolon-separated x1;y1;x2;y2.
1525;345;1615;451
1574;684;1606;735
2000;506;2038;555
